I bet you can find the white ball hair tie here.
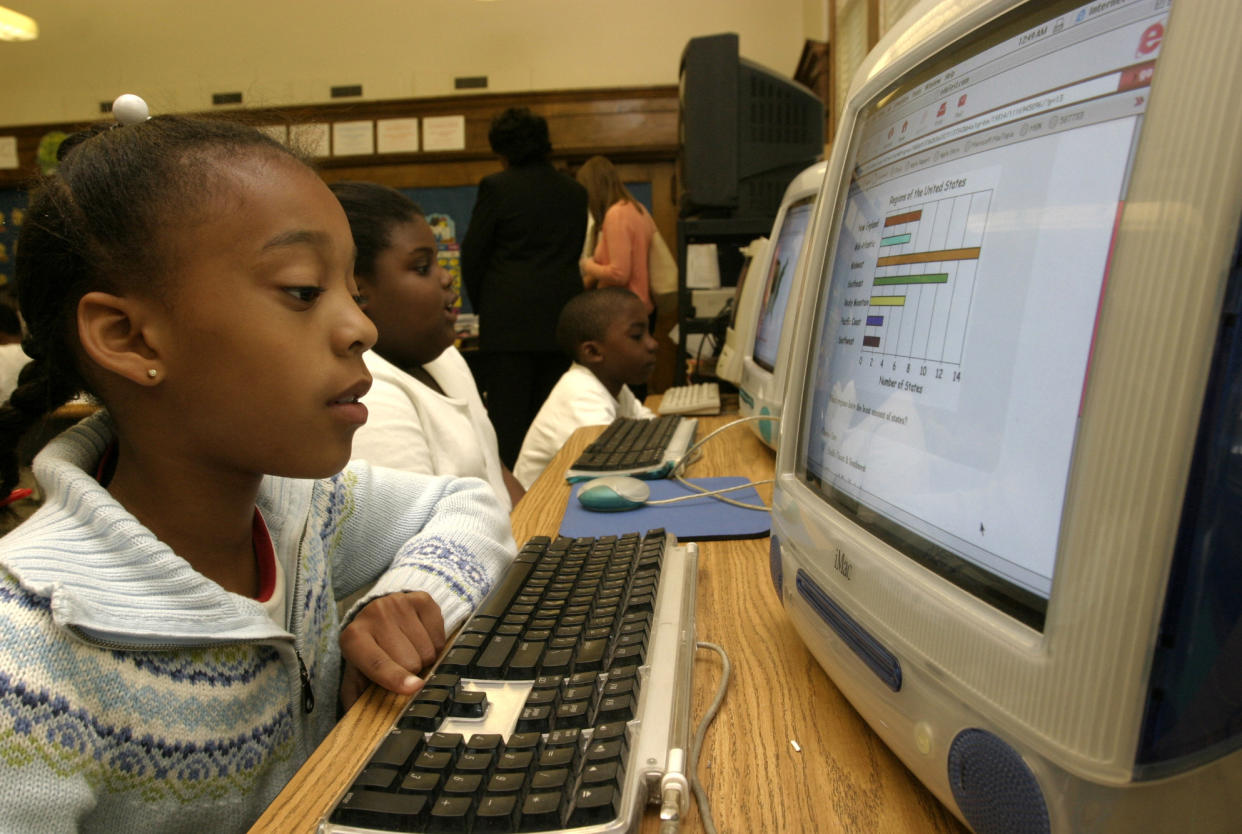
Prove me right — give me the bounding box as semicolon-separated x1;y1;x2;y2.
111;93;150;126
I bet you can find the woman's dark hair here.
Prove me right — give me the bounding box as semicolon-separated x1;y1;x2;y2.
328;182;425;280
487;107;552;167
0;114;300;494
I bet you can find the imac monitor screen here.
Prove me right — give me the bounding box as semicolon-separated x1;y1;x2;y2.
752;194;815;373
795;0;1169;629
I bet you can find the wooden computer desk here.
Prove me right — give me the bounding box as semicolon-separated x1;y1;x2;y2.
250;416;966;834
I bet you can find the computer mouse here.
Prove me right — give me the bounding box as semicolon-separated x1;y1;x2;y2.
577;476;651;512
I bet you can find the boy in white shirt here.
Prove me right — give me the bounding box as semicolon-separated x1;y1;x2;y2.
514;287;658;488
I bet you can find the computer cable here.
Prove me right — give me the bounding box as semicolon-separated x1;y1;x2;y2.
662;415;781;510
644;479;774;511
659;641;731;834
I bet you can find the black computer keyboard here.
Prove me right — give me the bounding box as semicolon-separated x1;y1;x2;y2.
565;416;699;482
326;530;699;834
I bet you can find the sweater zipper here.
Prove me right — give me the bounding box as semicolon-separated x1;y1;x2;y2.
289;519;314;714
67;517;319;716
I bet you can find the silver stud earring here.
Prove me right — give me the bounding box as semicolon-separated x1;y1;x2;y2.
147;369;158;379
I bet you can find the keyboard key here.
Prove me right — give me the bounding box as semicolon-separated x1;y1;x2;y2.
427;795;474;832
538;744;578;771
524;687;559;708
580;759;622;786
516;704;553;734
486;770;526;794
412;749;454;773
573;638;609;673
369;729;422;769
545;728;582;748
569;783;623;827
466;733;504;755
530;767;571;792
398;770;441;794
474;793;520;833
539;647;573;676
442;771;484;799
554;699;591;729
507;640;545;678
399;704;440;732
455;751;494;776
505;732;542;752
426;732;464;755
495;749;535;774
450;689;488;718
349;766;398;791
519;791;563;831
423;673;460;691
437;646;476;674
330;789;429;832
609;643;644;669
584;738;625;765
594;693;637;723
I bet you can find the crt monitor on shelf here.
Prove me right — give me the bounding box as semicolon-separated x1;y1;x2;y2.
768;0;1242;832
677;32;825;220
735;159;828;448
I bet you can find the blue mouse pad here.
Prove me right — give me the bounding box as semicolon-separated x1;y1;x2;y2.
560;477;770;542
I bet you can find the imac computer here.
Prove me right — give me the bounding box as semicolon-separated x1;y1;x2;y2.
713;236;767;386
737;160;828;448
769;0;1242;831
678;33;825;219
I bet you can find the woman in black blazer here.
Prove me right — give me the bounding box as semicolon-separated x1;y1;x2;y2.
462;107;588;468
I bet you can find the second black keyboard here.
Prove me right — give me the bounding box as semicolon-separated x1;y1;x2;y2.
325;530;700;834
569;416;683;473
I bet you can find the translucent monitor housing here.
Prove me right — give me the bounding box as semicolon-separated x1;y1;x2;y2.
768;0;1242;831
738;160;828;447
713;236;768;386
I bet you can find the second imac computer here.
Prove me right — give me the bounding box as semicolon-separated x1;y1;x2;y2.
769;0;1242;831
736;160;827;447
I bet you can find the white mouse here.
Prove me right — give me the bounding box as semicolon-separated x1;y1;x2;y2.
577;475;651;512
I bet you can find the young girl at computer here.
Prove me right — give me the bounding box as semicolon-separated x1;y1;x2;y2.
330;182;524;510
576;155;656;316
0;108;515;833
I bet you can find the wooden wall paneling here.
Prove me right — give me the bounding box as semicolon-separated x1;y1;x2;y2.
0;85;684;389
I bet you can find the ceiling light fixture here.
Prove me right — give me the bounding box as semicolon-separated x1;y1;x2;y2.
0;6;37;41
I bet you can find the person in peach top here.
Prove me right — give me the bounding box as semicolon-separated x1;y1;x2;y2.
576;155;656;316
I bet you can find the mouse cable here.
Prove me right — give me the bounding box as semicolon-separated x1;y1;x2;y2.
646;478;774;511
665;414;782;509
660;641;732;834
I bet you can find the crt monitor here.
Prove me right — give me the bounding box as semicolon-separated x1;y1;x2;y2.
768;0;1242;831
678;33;825;220
737;159;828;448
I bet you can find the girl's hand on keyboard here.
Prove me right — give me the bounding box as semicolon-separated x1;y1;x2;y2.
339;591;447;710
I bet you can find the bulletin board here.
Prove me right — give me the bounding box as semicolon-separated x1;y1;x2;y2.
0;188;25;294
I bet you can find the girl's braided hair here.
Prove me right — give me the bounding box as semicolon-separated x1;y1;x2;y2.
0;115;301;494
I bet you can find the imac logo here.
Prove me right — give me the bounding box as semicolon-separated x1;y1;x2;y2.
833;547;854;580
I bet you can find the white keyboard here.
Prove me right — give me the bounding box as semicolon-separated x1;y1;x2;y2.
657;382;721;416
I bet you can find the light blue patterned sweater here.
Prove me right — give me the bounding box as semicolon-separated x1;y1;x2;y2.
0;412;516;833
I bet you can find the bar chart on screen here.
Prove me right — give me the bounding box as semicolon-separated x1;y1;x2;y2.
863;188;992;368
